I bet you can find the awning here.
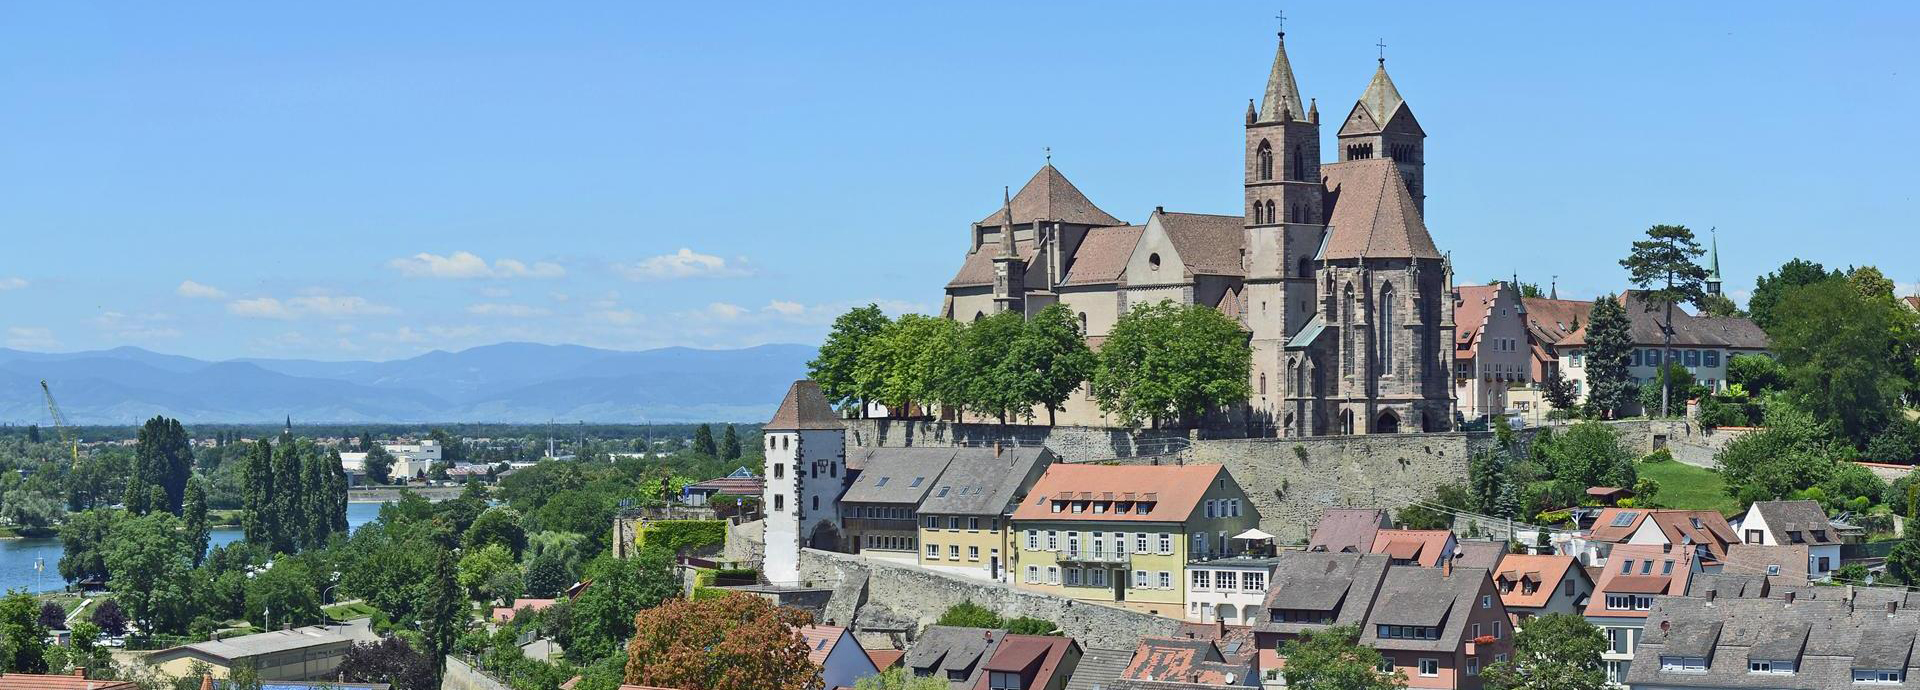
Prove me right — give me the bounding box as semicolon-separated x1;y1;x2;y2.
1234;528;1276;541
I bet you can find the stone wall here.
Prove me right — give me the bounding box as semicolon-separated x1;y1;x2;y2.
442;655;509;690
797;548;1181;651
844;418;1201;462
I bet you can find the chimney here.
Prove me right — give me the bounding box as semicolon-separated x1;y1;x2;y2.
1784;591;1796;605
1442;557;1452;578
1659;620;1670;632
1705;588;1717;601
1218;617;1227;636
1890;602;1899;616
73;669;86;679
994;441;1002;458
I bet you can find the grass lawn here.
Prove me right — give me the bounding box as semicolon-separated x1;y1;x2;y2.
1639;460;1742;515
323;601;379;621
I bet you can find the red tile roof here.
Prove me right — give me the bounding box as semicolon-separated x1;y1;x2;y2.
1059;225;1143;286
798;624;849;665
1307;508;1388;554
1009;464;1228;523
0;673;138;690
974;164;1123;228
1157;212;1246;278
1453;284;1501;358
865;648;904;670
766;380;845;430
973;635;1076;690
1319;158;1440;261
1494;554;1581;609
1369;529;1453;566
1584;544;1694;618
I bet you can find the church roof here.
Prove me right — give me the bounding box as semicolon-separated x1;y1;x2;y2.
1158;212;1246;277
946;238;1037;289
1061;225;1144;286
1258;32;1307;123
1338;64;1411;136
1319;158;1441;260
975;165;1123;227
765;380;844;430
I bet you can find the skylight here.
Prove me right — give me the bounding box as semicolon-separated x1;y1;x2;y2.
909;477;923;487
1611;511;1640;527
875;477;889;487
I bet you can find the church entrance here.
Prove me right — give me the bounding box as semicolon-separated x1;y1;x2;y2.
1375;411;1400;434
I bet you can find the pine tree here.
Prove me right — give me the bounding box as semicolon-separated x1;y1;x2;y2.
183;479;210;567
720;425;741;460
1583;295;1637;418
1620;225;1708;418
693;425;716;456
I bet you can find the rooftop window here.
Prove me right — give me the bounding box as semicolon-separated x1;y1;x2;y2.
910;477;923;487
875;477;889;487
1748;659;1794;674
1660;656;1707;673
1854;669;1903;684
1611;511;1640;528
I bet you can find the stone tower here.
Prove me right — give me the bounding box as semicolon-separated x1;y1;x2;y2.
1336;59;1426;215
990;187;1026;315
761;380;847;585
1244;29;1329;434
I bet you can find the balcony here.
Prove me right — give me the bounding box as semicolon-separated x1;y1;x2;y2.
1057;548;1131;567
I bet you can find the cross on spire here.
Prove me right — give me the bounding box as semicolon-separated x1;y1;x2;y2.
1376;38;1387;64
1044;146;1051;165
1274;9;1285;36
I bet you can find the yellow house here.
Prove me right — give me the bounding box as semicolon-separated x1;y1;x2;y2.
912;447;1055;582
1008;463;1259;617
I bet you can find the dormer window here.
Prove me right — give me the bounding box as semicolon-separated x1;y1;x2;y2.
1051;501;1064;513
1659;656;1708;673
1855;669;1904;683
1748;659;1794;674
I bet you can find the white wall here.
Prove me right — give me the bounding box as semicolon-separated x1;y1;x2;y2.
820;630;879;690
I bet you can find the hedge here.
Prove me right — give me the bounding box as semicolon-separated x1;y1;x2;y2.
638;520;727;554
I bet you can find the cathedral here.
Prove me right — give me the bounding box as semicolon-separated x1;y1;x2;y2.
941;29;1455;436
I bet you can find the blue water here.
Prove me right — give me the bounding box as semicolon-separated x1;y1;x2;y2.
0;502;384;595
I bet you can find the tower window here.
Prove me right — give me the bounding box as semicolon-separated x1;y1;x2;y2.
1148;253;1162;271
1078;312;1088;332
1259;373;1267;395
1290;144;1305;181
1264;200;1276;226
1380;283;1396;377
1256;140;1273;181
1297;257;1311;278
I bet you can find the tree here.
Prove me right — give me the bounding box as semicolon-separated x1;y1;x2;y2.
1469;444;1522;520
102;512;195;634
522;553;570;598
364;445;396;485
134;416;195;515
58;621;111;676
88;600;127;638
359;431;375;452
1480;613;1607;690
857;314;969;417
853;668;949;690
1541;370;1578;412
1748;258;1837;332
58;509;119;584
935;601;1002;628
456;544;521;602
1279;624;1405;690
1727;354;1787;395
1539;422;1635;491
1620;225;1708;418
37;602;65;630
624;592;824;690
338;636;438;690
1396;484;1470;530
720;425;741;460
1007;304;1097;426
465;507;528;557
570;549;679;660
1768;279;1920;445
183;479;211;567
960;311;1029;423
1581;296;1635;418
419;541;464;690
241;439;277;547
1637;363;1697;417
809;304;891;415
246;559;323;630
1696;293;1741;317
693;425;716;456
0;589;50;673
1091;302;1252;429
1714;405;1843;505
1;489;64;530
1887;520;1920;585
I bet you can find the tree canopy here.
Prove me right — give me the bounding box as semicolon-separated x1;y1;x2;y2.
1279;624;1406;690
1090;302;1252;429
1767;277;1920;445
624;592;823;690
1481;613;1607;690
809;304;891;413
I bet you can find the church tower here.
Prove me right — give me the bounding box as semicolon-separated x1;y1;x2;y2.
1705;230;1723;297
1336;58;1426;215
990;187;1026;314
1244;28;1325;435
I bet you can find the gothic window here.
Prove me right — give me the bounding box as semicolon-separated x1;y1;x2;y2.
1078;312;1088;332
1256;140;1273;181
1289;358;1302;396
1291;144;1305;181
1297;257;1311;278
1380;283;1396;378
1342;284;1356;377
1259;373;1267;395
1264;200;1276;226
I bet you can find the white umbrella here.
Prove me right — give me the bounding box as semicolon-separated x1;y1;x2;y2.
1233;528;1276;541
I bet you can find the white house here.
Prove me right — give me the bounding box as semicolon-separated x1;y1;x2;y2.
1183;555;1277;625
1734;500;1843;579
336;438;443;481
762;380;849;586
798;624;878;689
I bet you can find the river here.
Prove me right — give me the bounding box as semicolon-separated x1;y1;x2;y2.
0;502;385;595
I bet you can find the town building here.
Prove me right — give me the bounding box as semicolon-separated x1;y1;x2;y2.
680;468;762;507
841;448;954;565
1253;552;1515;689
975;635;1082;690
1581;508;1738;570
1490;554;1592;626
939;28;1457;436
145;622;377;681
0;670;137;690
337;438;444;481
1717;543;1811;591
1185;554;1282;625
761;380;850;586
914;446;1056;582
1370;529;1458;568
905;626;1007;690
1305;508;1390;553
1733;500;1843;580
1119;636;1257;687
1452;282;1532;424
1554;292;1768;410
799;624;881;690
1009;464;1259;617
1626;593;1920;688
1583;543;1700;685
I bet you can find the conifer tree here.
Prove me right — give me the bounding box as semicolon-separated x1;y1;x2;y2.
269;438;303;553
720;425;741;460
242;439;276;547
693;425;716;456
183;479;210;567
1583;295;1636;418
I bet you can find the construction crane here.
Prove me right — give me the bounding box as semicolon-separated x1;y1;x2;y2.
40;379;78;465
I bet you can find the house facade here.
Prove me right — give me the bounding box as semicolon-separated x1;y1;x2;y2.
915;447;1055;582
1490;554;1592;626
1583;544;1700;686
1554;292;1768;411
1734;500;1843;580
1452;282;1532;423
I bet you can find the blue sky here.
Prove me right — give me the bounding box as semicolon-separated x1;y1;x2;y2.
2;2;1915;361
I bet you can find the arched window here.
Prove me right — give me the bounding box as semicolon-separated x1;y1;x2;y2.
973;311;985;322
1342;284;1356;376
1297;257;1311;278
1380;283;1396;377
1256;140;1273;181
1264;200;1276;226
1259;373;1267;395
1077;312;1088;332
1288;358;1301;396
1290;144;1305;181
1148;253;1162;271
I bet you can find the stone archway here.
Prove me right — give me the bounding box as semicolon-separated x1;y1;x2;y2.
806;520;841;552
1375;410;1401;434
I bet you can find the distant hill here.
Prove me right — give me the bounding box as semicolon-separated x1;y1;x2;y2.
0;343;817;425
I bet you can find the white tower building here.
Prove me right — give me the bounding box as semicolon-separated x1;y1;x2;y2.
761;380;848;585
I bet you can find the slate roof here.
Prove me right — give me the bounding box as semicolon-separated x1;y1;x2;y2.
1452;539;1510;571
1722;544;1811;590
905;626;1003;690
841;448;957;504
1561;291;1768;350
766;380;845;430
975;165;1123;228
1009;464;1228;523
1357;566;1496;653
1751;500;1841;546
1319;158;1440;261
1256;32;1306;123
1060;225;1145;286
1494;554;1581;609
1170;622;1258;667
1337;64;1411;136
1307;508;1389;554
1157;212;1247;278
977;636;1078;690
918;447;1053;517
1063;647;1132;690
1628;596;1920;689
1255;552;1392;636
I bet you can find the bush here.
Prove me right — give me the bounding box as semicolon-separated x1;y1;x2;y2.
638;520;727;555
1641;449;1673;464
1004;617;1059;635
1819;463;1887;509
936;601;1003;629
1866;418;1920;465
1534;509;1573;527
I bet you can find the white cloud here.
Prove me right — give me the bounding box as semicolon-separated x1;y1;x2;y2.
388;251;565;279
616;249;751;281
5;326;57;349
764;300;807;316
176;280;227;299
590;309;642;326
467;303;550;317
91;311;181;340
0;277;26;291
476;286;512;298
705;302;747;320
228;294;396;320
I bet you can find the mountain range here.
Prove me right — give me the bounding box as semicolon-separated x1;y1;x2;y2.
0;343;817;425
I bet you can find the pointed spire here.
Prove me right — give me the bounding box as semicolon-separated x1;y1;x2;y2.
1246;99;1257;125
1258;31;1307;123
1358;62;1407;125
1707;229;1722;282
997;186;1015;258
1308;97;1319;124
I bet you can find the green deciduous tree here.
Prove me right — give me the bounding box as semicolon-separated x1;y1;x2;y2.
57;509;119;584
456;544;521;603
1637;363;1697;418
419;541;464;690
960;311;1028;423
242;439;277;548
1582;296;1635;418
569;549;679;660
1886;520;1920;585
858;314;968;416
1714;405;1844;505
1541;370;1579;413
364;445;396;484
935;601;1002;628
1279;624;1405;690
854;667;949;690
1748;258;1837;331
1091;302;1252;429
0;589;50;673
464;507;528;557
1539;422;1635;492
1481;612;1607;690
1768;279;1920;445
809;304;891;415
246;558;323;630
134;416;194;515
1007;304;1097;426
102;512;195;634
